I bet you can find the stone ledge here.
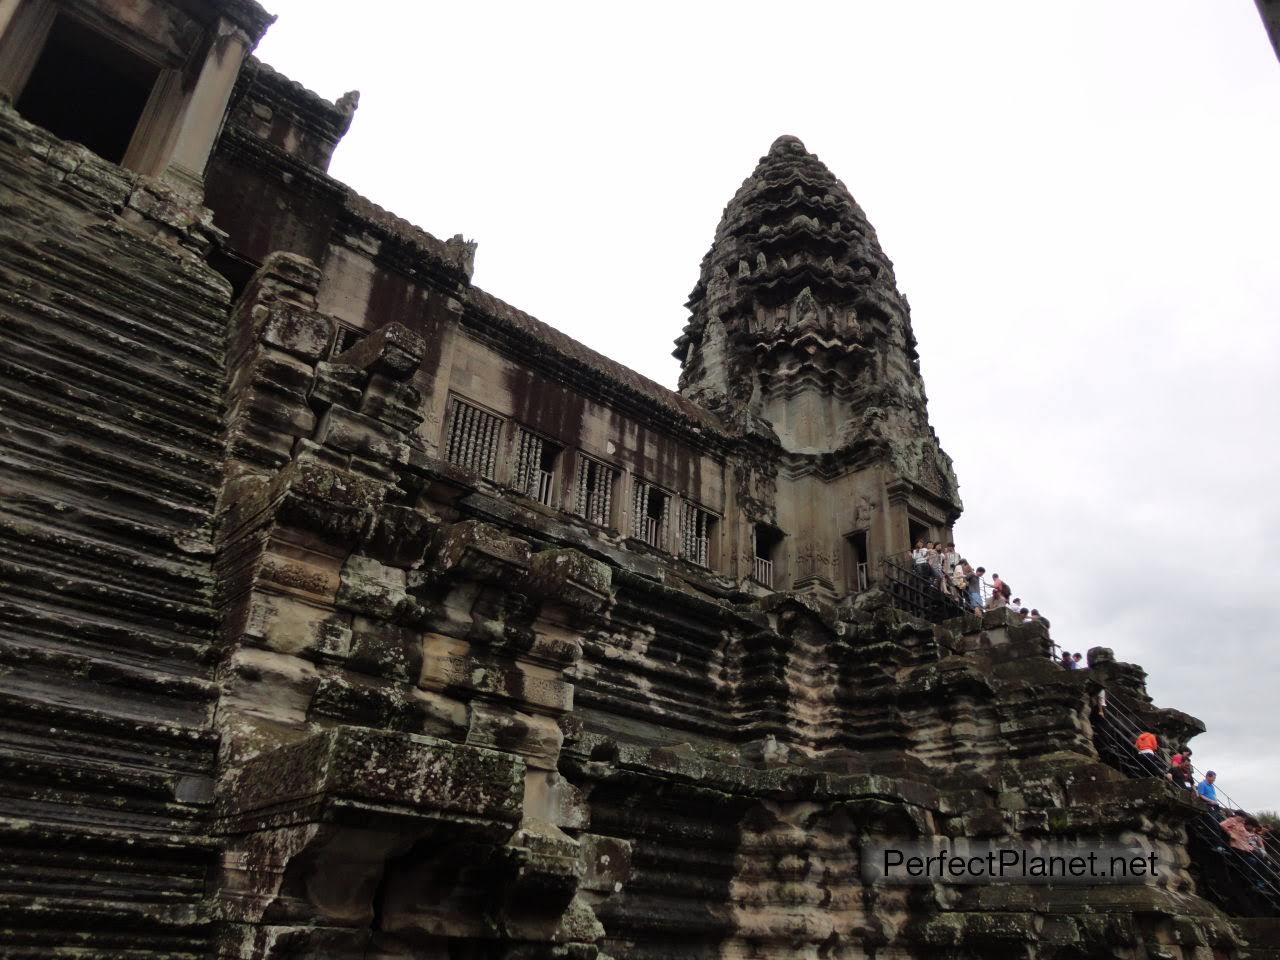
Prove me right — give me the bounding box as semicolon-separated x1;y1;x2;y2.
217;727;524;833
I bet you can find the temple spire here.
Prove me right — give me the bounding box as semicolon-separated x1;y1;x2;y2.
677;135;959;508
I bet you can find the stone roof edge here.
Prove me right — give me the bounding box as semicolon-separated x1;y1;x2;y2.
179;0;275;43
240;57;358;140
338;193;475;282
461;286;735;448
216;125;347;203
332;189;732;450
232;65;732;452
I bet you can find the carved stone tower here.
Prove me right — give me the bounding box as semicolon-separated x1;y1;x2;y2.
677;135;962;597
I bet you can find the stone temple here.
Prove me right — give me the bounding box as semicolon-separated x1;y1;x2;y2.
1;2;1278;958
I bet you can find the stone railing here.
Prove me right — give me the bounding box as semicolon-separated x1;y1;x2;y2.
752;556;773;588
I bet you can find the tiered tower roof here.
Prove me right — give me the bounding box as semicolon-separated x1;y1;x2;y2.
676;134;916;368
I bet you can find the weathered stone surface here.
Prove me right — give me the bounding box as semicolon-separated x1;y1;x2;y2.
0;94;230;956
221;726;524;824
0;9;1263;959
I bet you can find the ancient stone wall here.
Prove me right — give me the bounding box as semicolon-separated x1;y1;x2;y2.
2;4;1279;957
0;102;230;957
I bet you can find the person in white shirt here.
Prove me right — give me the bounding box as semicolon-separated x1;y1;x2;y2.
912;539;932;584
943;543;960;578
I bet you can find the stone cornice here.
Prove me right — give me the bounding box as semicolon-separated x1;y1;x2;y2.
216;125;347;202
170;0;275;43
235;57;357;143
886;477;962;525
459;291;739;457
338;195;474;283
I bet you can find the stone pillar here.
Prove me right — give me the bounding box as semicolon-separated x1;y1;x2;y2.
885;480;913;559
161;16;253;196
0;0;19;33
122;68;187;178
0;0;54;102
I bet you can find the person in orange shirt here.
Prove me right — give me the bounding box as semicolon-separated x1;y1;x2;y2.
1134;731;1161;776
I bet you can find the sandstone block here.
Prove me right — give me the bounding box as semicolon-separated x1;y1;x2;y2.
258;304;333;361
348;616;423;683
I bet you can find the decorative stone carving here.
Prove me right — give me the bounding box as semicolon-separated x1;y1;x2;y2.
0;22;1258;960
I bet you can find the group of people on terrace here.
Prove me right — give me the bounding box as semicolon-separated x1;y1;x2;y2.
910;538;1045;623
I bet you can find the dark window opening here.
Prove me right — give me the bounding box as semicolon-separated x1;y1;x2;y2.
908;518;930;551
16;16;160;165
332;324;367;358
514;428;561;506
752;524;784;588
845;531;869;592
538;442;558;474
208;249;258;305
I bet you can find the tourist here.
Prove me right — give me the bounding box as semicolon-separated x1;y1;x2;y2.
943;542;960;582
1217;813;1268;876
1010;597;1022;612
1197;771;1222;807
988;573;1007;609
960;561;983;614
974;566;988;607
912;538;930;578
987;575;1011;610
1248;820;1271;859
1060;651;1074;669
1072;652;1085;669
1091;688;1107;721
1168;758;1195;790
927;542;945;591
1027;609;1041;624
1134;730;1162;777
1016;606;1029;621
1221;813;1256;858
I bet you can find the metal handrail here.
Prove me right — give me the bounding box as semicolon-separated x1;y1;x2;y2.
892;549;992;600
1091;694;1280;902
1093;715;1280;905
1105;690;1276;850
1095;727;1280;906
1039;640;1278;905
898;551;1026;610
1083;672;1262;823
880;552;973;623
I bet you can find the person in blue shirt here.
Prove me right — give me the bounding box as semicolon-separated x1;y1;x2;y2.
1196;770;1221;807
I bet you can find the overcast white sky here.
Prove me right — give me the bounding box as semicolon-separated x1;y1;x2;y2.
255;1;1280;808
